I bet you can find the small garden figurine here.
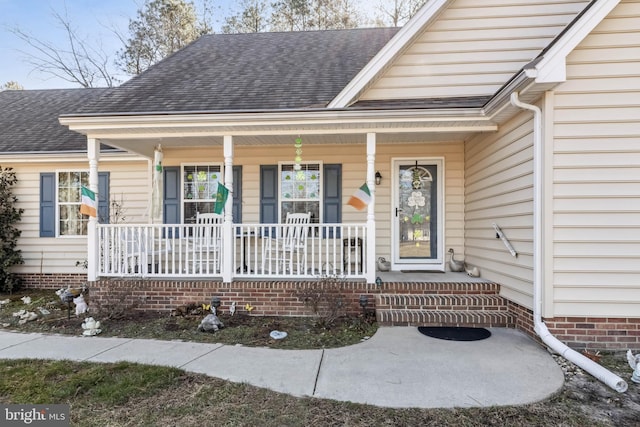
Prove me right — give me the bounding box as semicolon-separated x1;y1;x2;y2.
197;306;224;333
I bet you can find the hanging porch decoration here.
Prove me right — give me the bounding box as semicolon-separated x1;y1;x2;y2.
293;136;305;180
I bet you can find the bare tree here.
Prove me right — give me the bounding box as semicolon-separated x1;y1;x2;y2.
270;0;361;32
222;0;270;34
118;0;212;75
9;9;118;88
373;0;427;27
1;81;24;91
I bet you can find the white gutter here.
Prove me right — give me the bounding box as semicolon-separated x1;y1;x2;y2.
510;91;628;393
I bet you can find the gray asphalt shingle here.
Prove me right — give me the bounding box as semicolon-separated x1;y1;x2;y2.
77;27;400;114
0;88;108;153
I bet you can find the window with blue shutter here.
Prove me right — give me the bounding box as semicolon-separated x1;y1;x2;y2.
40;171;110;236
260;163;342;234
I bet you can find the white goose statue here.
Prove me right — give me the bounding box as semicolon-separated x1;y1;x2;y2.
448;248;465;272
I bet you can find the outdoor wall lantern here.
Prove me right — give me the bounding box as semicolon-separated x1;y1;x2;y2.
375;171;382;185
359;294;369;314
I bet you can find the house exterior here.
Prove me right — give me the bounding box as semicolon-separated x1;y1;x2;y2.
1;0;639;351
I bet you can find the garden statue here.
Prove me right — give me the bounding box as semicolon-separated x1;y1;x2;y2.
81;317;102;336
197;303;224;333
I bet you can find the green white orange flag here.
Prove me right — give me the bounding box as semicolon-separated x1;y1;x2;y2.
348;183;371;210
213;183;229;214
80;186;97;217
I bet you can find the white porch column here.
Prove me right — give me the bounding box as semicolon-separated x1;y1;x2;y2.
366;133;377;284
87;138;100;282
222;135;234;283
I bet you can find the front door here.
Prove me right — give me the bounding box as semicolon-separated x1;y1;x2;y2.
392;159;443;270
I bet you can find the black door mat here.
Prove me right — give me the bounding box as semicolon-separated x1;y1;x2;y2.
401;270;444;273
418;326;491;341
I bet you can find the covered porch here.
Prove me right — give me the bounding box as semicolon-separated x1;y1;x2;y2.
63;108;498;285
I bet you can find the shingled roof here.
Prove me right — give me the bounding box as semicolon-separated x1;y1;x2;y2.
0;88;108;153
76;27;400;115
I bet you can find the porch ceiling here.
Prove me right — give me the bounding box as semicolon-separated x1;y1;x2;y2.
60;109;498;158
100;130;492;158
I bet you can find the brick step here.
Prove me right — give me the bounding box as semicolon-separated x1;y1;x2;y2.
376;309;515;328
376;293;506;310
380;282;501;294
375;290;513;328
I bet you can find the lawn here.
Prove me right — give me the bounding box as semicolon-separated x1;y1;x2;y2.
1;289;639;426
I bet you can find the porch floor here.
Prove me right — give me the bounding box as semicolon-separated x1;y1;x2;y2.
375;270;487;283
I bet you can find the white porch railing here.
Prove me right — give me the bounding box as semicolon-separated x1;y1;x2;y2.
97;223;367;279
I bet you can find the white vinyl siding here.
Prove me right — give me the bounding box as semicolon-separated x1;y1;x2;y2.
464;111;535;309
550;0;640;317
361;0;589;100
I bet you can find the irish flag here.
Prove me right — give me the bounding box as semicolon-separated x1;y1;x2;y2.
348;183;371;210
80;186;97;218
213;183;229;214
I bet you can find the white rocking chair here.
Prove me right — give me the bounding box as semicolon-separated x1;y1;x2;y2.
193;212;223;274
261;212;310;274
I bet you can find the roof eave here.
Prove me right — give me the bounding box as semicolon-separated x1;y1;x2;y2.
59;106;495;140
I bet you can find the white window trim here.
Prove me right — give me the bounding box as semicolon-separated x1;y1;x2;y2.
180;162;224;223
55;169;89;238
277;161;323;223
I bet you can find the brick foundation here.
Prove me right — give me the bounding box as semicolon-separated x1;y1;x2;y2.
19;273;87;290
508;301;640;351
89;278;375;316
18;274;640;350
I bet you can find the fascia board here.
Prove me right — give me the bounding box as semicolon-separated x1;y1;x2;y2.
327;0;452;109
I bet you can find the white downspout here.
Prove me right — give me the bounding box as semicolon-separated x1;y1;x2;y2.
510;92;628;393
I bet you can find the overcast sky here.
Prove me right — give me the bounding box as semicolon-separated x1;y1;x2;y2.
0;0;384;90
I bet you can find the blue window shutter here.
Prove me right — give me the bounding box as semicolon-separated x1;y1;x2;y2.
163;166;181;224
39;173;55;237
260;165;277;237
98;172;110;224
323;164;341;238
260;165;278;224
232;165;242;224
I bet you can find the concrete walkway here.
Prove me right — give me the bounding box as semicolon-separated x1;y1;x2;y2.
0;327;563;409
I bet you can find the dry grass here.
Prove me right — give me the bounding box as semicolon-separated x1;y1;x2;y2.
1;289;640;426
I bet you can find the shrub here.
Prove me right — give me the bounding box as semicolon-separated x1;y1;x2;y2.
0;167;24;292
295;275;346;327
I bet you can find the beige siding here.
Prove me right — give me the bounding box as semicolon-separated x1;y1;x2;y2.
465;111;535;308
10;157;150;275
550;0;640;317
361;0;588;100
165;141;464;264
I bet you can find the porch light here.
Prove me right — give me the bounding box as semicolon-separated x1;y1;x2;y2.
375;171;382;185
375;276;382;287
359;294;369;312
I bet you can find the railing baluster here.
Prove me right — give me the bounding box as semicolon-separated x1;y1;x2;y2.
97;222;367;279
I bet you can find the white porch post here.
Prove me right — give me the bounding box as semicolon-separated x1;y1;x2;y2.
222;135;234;283
87;138;100;282
366;133;377;284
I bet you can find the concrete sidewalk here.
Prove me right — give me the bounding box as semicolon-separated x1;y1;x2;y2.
0;327;563;409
